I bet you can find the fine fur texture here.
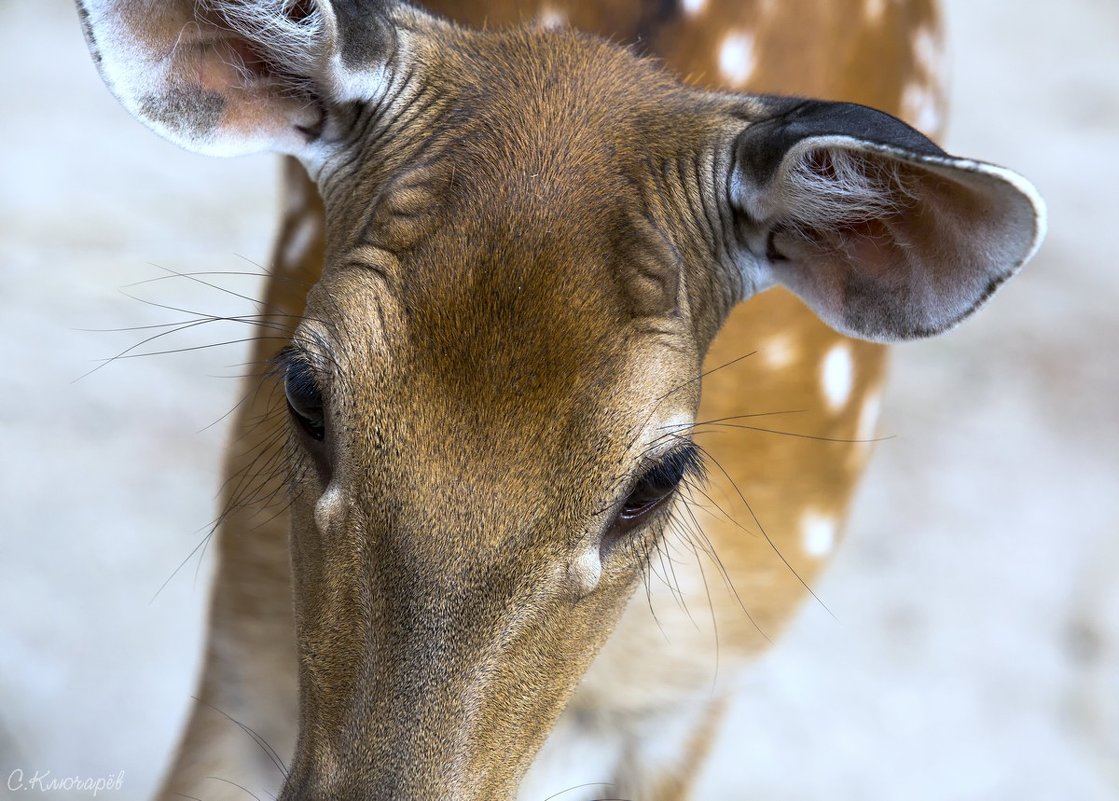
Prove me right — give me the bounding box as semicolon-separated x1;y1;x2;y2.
202;0;328;89
73;1;1046;799
780;146;918;241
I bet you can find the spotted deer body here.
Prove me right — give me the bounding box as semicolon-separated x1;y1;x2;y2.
75;1;1043;799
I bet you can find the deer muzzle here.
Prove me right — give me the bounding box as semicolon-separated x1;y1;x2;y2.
279;495;634;801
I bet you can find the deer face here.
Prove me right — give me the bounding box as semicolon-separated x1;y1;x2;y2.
280;40;721;793
78;0;1044;797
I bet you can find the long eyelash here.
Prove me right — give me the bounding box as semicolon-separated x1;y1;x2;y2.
269;344;299;378
639;441;706;490
270;341;329;392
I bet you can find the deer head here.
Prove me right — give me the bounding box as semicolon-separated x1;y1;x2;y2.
77;0;1044;797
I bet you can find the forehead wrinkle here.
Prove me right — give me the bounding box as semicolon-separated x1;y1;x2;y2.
390;108;665;414
310;30;708;504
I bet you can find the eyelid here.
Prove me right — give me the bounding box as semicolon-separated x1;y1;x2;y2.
273;341;332;389
272;344;298;374
273;344;315;377
634;441;704;491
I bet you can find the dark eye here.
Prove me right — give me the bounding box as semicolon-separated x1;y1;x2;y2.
283;357;325;441
611;443;703;536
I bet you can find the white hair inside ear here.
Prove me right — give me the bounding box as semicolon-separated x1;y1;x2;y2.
201;0;334;83
76;0;419;158
779;144;919;242
733;128;1045;342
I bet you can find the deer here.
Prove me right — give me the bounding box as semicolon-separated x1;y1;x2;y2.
74;0;1044;799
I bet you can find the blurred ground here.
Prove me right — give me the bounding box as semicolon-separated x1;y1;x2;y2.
1;0;1116;799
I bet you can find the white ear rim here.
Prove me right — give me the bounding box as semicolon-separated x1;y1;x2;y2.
77;1;178;139
935;154;1048;267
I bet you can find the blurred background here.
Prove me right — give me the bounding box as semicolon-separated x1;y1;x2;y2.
0;0;1116;799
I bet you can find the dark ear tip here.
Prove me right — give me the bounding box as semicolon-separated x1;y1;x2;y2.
788;100;944;155
735;97;948;187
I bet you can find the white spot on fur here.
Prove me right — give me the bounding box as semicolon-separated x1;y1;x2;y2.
283;178;314;218
865;0;887;21
762;334;797;369
857;390;883;443
801;511;837;557
329;52;395;104
568;550;603;599
821;343;854;411
658;413;694;439
283;214;319;269
637;413;695;468
314;484;344;534
901;81;941;137
719;33;756;85
681;0;706;15
913;26;943;77
538;7;567;29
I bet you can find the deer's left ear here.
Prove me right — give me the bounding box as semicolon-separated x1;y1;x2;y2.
729;99;1046;341
76;0;401;157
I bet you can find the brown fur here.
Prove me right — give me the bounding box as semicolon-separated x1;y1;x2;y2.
278;30;747;796
133;1;948;799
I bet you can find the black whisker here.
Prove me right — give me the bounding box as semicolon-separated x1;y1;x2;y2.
624;350;758;453
204;776;264;801
541;781;616;801
697;442;835;620
192;697;288;777
689;421;892;445
93;335;292;363
149;523;219;605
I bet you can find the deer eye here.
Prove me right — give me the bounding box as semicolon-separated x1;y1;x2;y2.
283;355;325;442
611;443;703;536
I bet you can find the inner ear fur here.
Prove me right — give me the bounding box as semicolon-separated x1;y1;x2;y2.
76;0;347;156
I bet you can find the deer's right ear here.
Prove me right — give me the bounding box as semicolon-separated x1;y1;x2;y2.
76;0;401;157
